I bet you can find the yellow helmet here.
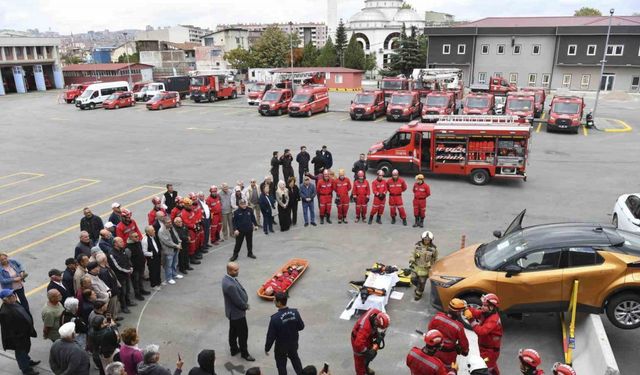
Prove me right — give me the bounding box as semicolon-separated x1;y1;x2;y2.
416;174;424;180
182;197;193;206
448;298;466;311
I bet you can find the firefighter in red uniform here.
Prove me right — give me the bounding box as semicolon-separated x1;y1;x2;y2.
386;169;408;225
412;174;431;228
180;198;201;264
519;348;544;375
464;293;503;375
351;308;390;375
316;170;334;224
406;329;451;375
552;363;576;375
115;209;142;242
188;192;204;256
206;186;223;245
147;196;167;226
333;169;352;224
428;298;469;370
368;170;387;225
351;171;370;223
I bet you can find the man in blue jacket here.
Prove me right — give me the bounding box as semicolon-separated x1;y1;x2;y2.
299;177;317;227
230;200;258;261
265;292;305;375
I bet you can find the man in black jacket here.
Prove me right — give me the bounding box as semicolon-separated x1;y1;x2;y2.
229;200;258;262
270;151;281;187
188;349;216;375
0;289;40;375
280;149;295;183
320;145;333;170
265;292;305;375
62;258;77;297
80;208;104;245
352;154;368;180
163;184;178;214
46;269;71;304
108;237;136;312
126;232;148;301
96;253;121;319
295;146;310;184
311;150;325;175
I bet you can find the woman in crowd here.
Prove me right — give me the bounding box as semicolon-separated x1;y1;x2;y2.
119;327;144;375
276;181;291;232
287;177;300;226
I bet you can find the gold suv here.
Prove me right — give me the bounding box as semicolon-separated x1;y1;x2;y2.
429;210;640;329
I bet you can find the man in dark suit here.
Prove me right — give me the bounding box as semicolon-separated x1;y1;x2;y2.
62;258;77;297
221;262;254;362
163;184;178;214
265;292;305;375
0;289;40;375
46;269;71;304
80;208;104;245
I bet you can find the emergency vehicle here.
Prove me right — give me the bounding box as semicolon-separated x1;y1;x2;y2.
462;93;495;115
412;68;464;99
367;115;531;185
470;76;517;96
380;75;413;100
246;82;273;105
102;91;135;109
547;95;585;133
131;81;149;94
520;87;546;118
75;81;130;110
190;75;238;102
146;91;180;110
63;82;99;103
258;88;293;116
504;92;535;124
421;91;457;122
386;91;422;122
349;90;386;120
288;85;329;117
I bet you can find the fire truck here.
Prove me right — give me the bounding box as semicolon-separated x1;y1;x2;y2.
412;68;464;99
462;93;495;115
421;91;457;122
367;115;531;185
505;92;535;124
520;87;546;118
189;75;238;103
380;75;413;100
470;76;517;96
273;71;326;86
547;96;585;134
258;87;293;116
288;85;329;117
247;82;273;105
63;82;99;103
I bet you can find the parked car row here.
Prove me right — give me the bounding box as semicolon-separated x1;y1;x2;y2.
258;84;329;118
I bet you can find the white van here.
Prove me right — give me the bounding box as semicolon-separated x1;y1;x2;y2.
135;82;166;102
75;81;130;110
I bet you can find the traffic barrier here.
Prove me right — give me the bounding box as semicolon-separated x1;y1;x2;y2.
571;314;619;375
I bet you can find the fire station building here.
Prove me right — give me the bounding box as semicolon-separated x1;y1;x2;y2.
270;67;364;91
62;63;154;85
425;16;640;92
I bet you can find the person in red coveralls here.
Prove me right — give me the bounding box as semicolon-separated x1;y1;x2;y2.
147;196;167;225
518;348;544;375
406;329;452;375
179;198;201;265
188;192;205;256
333;169;352;224
316;170;334;224
115;209;142;242
351;308;390;375
170;196;183;220
351;171;370;223
427;298;469;371
386;169;408;226
412;174;431;228
368;170;387;225
206;186;223;245
464;293;503;375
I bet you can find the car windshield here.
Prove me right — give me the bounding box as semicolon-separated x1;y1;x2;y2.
390;95;411;105
466;97;489;108
78;89;93;99
552;102;580;114
69;84;81;90
382;80;404;90
478;231;528;270
354;94;375;104
148;94;161;102
190;77;205;86
107;94;118;100
426;96;448;106
507;99;533;111
416;81;437;90
291;94;311;103
534;94;541;102
262;92;281;101
249;83;265;91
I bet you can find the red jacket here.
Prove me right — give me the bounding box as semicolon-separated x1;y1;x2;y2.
147;207;167;226
469;307;503;350
371;179;387;196
427;312;469;354
170;206;183;221
333;177;352;198
115;220;142;242
351;308;381;354
180;208;198;231
352;179;371;197
316;178;334;197
406;347;448;375
413;182;431;200
386;177;407;196
206;195;222;216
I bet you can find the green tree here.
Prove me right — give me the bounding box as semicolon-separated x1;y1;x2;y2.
334;19;348;66
574;7;602;16
62;54;83;65
316;37;337;67
300;42;320;67
381;23;420;77
344;34;365;70
224;47;255;71
252;25;291;67
364;53;377;72
400;2;414;9
416;33;428;68
116;52;139;63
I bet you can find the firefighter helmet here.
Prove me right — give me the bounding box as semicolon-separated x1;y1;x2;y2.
552;363;576;375
416;174;424;180
120;209;132;218
357;171;365;178
210;185;218;193
448;298;466;312
421;231;434;241
151;196;161;205
182;198;193;206
481;293;500;307
175;196;183;204
374;312;390;329
423;329;444;347
188;192;197;200
519;348;542;368
377;170;384;177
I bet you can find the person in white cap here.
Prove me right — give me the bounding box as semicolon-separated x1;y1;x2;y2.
109;203;122;227
49;322;90;375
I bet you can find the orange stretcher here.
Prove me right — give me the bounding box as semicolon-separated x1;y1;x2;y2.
257;258;309;300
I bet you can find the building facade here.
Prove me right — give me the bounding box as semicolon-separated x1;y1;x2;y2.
62;63;154;85
196;29;249;71
216;23;328;48
135;25;211;44
0;35;64;95
137;40;198;77
425;16;640;92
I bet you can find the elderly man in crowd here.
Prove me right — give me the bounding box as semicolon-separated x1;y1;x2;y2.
243;179;262;228
108;203;122;227
80;207;104;245
158;218;182;284
73;255;89;294
98;229;114;254
137;344;184;375
0;289;40;375
46;269;71;304
87;263;111;305
49;322;90;375
42;289;64;342
142;225;163;289
74;231;93;259
96;253;121;319
126;232;148;301
108;237;135;313
219;183;233;240
105;361;127;375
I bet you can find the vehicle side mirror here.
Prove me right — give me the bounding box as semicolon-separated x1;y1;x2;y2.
504;264;523;278
493;230;502;238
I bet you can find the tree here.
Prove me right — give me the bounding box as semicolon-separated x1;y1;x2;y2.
300;42;320;67
416;34;428;68
316;37;337;67
344;34;365;70
252;25;291;68
364;53;377;72
381;23;421;77
117;52;139;63
224;47;255;71
574;7;602;16
334;19;348;66
62;54;83;65
400;2;414;9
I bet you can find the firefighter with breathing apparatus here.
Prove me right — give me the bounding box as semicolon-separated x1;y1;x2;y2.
410;231;438;301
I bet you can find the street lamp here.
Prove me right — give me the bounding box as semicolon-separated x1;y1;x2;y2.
123;32;133;87
289;21;294;88
592;8;614;120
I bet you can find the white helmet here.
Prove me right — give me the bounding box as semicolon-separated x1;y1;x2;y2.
421;231;434;241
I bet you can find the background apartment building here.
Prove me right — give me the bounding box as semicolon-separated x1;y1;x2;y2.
216;22;328;48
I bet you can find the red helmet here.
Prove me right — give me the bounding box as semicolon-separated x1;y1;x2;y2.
175;196;183;204
552;363;576;375
377;170;384;177
374;312;390;329
357;171;365;178
188;192;197;200
519;348;541;368
423;329;444;347
210;185;218;193
481;293;500;307
121;209;132;218
151;196;161;205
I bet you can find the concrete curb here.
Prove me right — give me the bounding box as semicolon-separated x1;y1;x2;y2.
572;314;619;375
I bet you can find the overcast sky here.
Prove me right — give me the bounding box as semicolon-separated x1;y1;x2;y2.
0;0;637;34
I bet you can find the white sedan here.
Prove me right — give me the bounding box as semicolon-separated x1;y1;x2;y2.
613;193;640;233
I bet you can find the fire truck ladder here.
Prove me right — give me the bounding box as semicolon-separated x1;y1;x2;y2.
425;114;521;124
274;72;320;81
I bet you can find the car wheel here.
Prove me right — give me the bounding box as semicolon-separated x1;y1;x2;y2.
377;162;392;177
232;91;237;99
132;101;136;106
277;109;282;116
115;105;119;109
372;112;377;121
307;110;312;117
89;103;96;110
470;169;490;185
176;102;181;108
606;293;640;329
159;105;164;110
324;105;329;113
612;214;618;228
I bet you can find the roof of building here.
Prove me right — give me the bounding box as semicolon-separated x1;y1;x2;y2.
270;67;364;73
166;42;200;50
63;63;154;71
457;15;640;28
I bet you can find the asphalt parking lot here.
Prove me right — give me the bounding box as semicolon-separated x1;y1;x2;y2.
0;89;638;374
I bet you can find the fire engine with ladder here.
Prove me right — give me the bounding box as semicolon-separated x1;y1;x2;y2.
272;71;326;86
367;115;531;185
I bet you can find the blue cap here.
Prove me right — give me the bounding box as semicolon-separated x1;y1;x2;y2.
0;289;14;299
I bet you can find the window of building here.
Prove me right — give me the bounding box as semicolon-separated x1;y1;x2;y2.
581;74;590;87
442;44;451;55
631;76;640;91
587;44;597;56
509;73;518;84
494;72;502;77
457;44;466;54
528;73;537;86
481;44;489;54
606;45;624;56
497;44;505;54
513;44;521;55
562;74;572;88
532;44;541;55
542;74;551;87
478;72;487;84
335;74;343;84
567;44;577;56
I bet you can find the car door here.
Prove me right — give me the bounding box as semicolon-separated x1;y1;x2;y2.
411;132;421;171
561;247;617;311
496;247;564;312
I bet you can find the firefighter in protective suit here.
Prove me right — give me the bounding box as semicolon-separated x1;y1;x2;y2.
428;298;469;370
351;308;390;375
406;329;452;375
519;348;544;375
464;293;503;375
552;363;576;375
410;231;438;300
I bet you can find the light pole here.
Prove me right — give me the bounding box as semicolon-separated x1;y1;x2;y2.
592;8;614;120
289;21;294;88
123;32;133;87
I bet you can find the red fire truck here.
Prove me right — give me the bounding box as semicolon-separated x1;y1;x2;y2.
505;91;535;124
63;82;99;103
258;88;293;116
421;91;457;122
547;96;585;134
520;87;546;118
470;76;517;96
350;90;386;121
380;75;413;100
386;91;422;121
462;93;495;115
367;115;531;185
247;82;273;105
189;75;238;102
288;85;329;117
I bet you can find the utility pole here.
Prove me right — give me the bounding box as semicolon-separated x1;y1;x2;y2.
123;32;133;87
289;21;294;89
592;8;614;120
